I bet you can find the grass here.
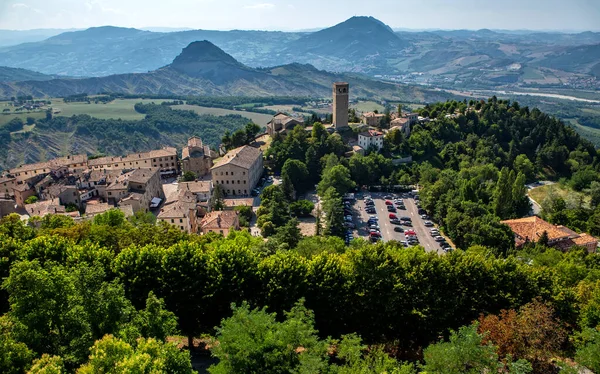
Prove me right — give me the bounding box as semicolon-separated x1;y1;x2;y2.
352;101;385;113
521;67;544;80
175;104;273;124
528;184;590;208
51;98;164;120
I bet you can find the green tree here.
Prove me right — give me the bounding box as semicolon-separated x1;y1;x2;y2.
208;301;328;374
28;354;65;374
281;159;309;195
514;154;535;182
321;187;345;238
422;324;501;374
290;200;315;217
574;328;600;373
588;181;600;209
210;184;225;210
77;335;193;374
0;316;35;374
272;218;303;249
318;165;355;196
24;196;39;205
181;171;196;182
93;209;126;227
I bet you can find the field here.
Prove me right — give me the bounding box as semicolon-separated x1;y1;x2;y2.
528;183;590;208
1;99;275;126
351;101;385;113
175;104;273;124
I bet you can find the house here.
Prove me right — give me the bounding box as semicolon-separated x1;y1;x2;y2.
84;202;113;218
181;137;216;178
104;168;165;213
199;210;240;236
0;199;16;218
45;184;82;208
266;113;304;137
390;117;411;137
403;112;419;125
358;129;384;152
25;198;73;218
157;190;199;232
501;216;598;253
0;176;16;198
7;154;88;182
361;112;386;127
179;181;213;203
88;147;179;177
12;183;36;207
211;145;263;196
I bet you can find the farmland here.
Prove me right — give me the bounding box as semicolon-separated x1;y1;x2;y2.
174;104;273;124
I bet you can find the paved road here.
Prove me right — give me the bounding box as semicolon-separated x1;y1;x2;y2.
403;197;442;254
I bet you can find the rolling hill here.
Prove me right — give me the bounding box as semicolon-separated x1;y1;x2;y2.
0;66;54;82
0;41;452;103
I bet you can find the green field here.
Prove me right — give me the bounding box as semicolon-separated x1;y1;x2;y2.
521;67;544;80
351;101;385;113
175;104;273;124
529;183;590;208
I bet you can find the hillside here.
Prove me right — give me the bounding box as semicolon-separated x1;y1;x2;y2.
0;66;53;82
0;41;452;103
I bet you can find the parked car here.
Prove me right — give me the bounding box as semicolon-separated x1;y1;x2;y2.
366;208;376;214
267;176;273;182
418;208;427;215
421;214;430;220
404;229;416;235
369;231;382;238
397;205;406;210
423;221;434;227
387;206;397;212
388;213;397;219
369;215;378;220
370;236;381;243
400;220;412;226
434;236;444;242
384;195;393;200
345;217;353;222
390;219;401;225
430;231;440;237
344;222;355;229
385;200;393;206
400;216;411;221
394;226;404;232
365;201;375;206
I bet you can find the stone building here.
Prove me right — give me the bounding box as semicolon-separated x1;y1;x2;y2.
181;137;215;178
211;145;263;196
104;168;165;213
7;154;88;183
88;147;178;177
179;181;213;203
362;112;385;127
390;117;411;137
332;82;349;129
12;183;35;207
266;113;304;137
157;190;199;232
199;210;240;236
0;176;16;199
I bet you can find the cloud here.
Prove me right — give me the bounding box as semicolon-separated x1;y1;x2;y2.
243;3;275;9
11;2;41;13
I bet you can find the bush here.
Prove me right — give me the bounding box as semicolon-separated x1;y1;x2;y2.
290;200;314;217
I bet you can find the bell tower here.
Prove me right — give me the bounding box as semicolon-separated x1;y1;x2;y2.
332;82;349;129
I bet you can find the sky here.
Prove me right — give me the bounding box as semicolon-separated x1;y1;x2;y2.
0;0;599;32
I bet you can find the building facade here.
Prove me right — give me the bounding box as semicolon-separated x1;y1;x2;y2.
199;210;240;236
358;129;384;152
181;137;215;178
211;145;263;196
333;82;349;129
362;112;385;127
266;113;304;137
88;147;179;177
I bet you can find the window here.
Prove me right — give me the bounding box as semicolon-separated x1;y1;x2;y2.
226;180;229;184
73;192;76;196
244;180;246;184
237;180;240;184
160;164;163;167
225;172;228;175
159;158;162;161
243;172;246;175
171;219;174;223
231;172;234;176
180;219;183;223
244;190;247;194
220;230;223;234
171;156;174;160
171;163;174;166
108;192;112;196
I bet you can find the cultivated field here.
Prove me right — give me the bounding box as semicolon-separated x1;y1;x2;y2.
528;183;590;208
351;101;385;113
175;104;273;124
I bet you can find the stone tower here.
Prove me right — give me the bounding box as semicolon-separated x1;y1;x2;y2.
332;82;349;129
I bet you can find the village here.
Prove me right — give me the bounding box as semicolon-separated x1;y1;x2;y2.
0;82;596;254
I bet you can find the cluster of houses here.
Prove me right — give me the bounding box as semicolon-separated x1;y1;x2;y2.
0;136;263;235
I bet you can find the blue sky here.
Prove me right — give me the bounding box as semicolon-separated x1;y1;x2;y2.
0;0;599;31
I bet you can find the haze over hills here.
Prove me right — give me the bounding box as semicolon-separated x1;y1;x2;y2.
0;67;54;82
0;40;451;103
0;16;599;91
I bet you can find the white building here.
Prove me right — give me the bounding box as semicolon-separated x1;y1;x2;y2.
358;129;384;152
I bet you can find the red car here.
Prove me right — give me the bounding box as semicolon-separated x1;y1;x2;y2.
404;229;416;236
385;200;393;205
388;213;397;219
369;232;382;238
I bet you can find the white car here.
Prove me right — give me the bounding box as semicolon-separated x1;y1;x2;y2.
434;236;444;242
423;221;434;227
369;215;378;220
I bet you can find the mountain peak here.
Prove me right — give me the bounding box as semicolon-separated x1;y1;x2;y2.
339;16;395;33
171;41;241;67
167;41;258;83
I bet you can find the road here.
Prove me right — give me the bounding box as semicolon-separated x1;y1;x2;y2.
353;193;444;253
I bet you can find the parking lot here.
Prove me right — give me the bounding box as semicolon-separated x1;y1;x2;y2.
349;192;450;253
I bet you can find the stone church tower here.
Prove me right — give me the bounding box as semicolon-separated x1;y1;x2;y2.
332;82;349;129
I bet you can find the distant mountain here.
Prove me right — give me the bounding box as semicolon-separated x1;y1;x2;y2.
1;18;599;91
0;26;303;76
0;28;80;47
286;16;408;59
0;66;54;82
0;41;451;103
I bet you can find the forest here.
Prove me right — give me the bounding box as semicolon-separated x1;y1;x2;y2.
2;97;600;373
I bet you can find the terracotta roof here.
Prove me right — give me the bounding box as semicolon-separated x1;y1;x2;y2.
179;181;212;194
362;112;385;119
501;216;572;242
188;136;203;148
0;176;16;184
359;129;383;138
157;199;194;219
120;192;144;202
268;113;304;126
128;168;159;185
391;117;409;126
85;202;111;215
26;198;65;217
88;169;123;182
211;145;262;170
200;210;239;230
12;183;32;192
572;233;598;246
9;154;87;174
222;198;254;208
88;147;177;167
